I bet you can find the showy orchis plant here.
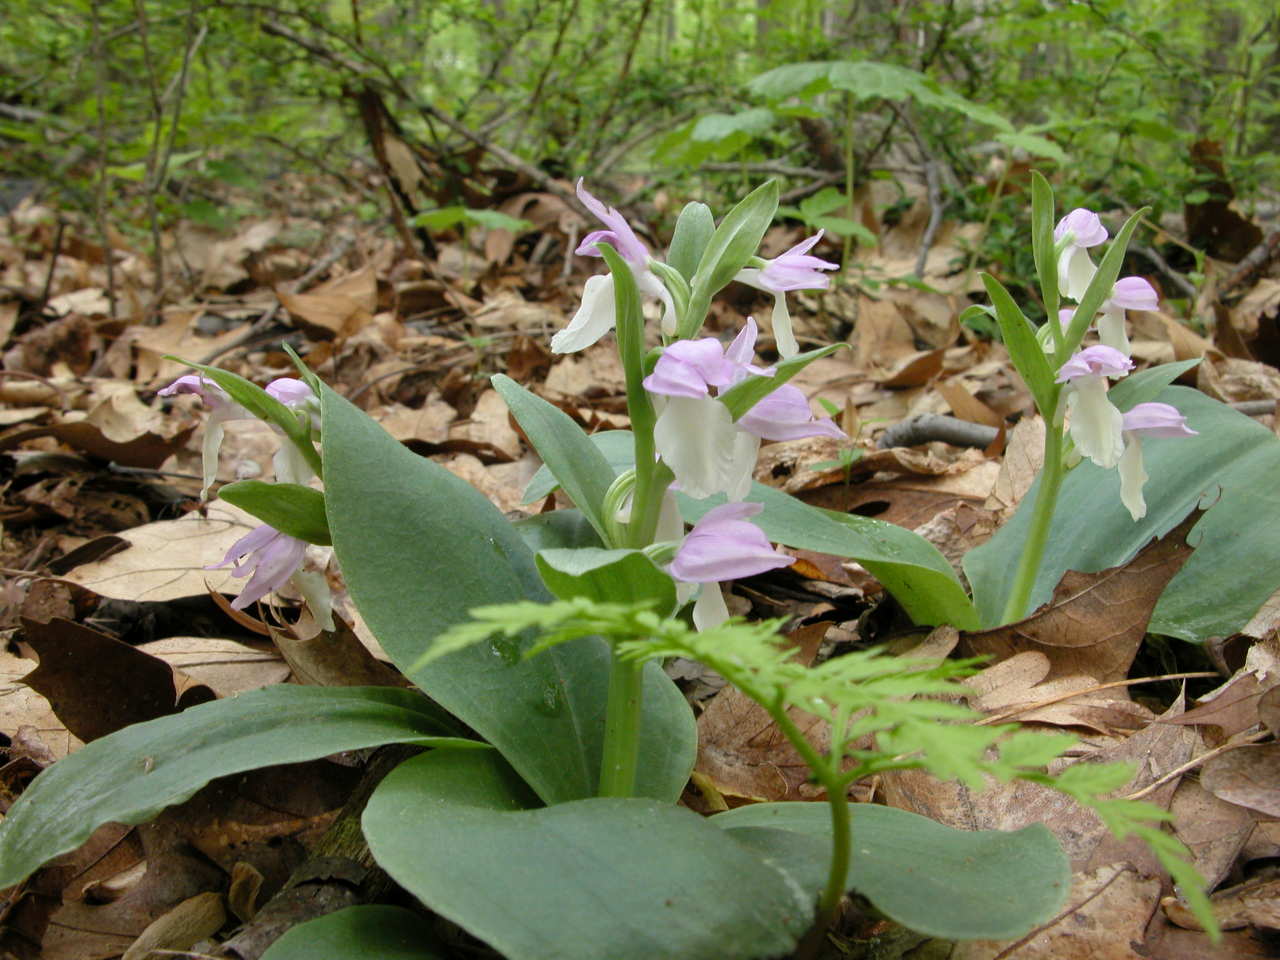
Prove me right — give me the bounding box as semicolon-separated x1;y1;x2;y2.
976;173;1199;623
0;176;1225;960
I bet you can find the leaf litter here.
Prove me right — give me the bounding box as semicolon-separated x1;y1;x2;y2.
1;170;1279;960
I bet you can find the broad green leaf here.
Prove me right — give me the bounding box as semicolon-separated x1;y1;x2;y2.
718;343;846;420
965;387;1280;638
410;206;467;230
684;180;779;339
812;215;876;245
260;906;446;960
1107;359;1200;410
681;485;980;630
1000;131;1069;164
513;510;602;552
465;209;532;232
537;548;676;612
981;272;1057;416
363;750;815;960
747;62;836;99
524;430;632;502
493;374;616;542
320;385;694;802
0;686;473;890
691;107;775;142
668;201;716;280
218;481;330;544
714;802;1069;940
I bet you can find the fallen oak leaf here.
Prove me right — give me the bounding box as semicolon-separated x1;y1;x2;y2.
962;510;1203;684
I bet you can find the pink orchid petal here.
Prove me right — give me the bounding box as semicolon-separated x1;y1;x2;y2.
1122;402;1197;437
1055;345;1133;382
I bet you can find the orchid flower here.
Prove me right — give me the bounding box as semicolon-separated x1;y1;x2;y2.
209;523;307;611
735;231;839;358
1097;277;1158;356
551;180;676;353
1118;402;1197;521
159;375;318;495
159;375;251;499
1055;345;1133;469
644;319;844;499
1054;208;1107;301
668;501;794;629
265;377;320;485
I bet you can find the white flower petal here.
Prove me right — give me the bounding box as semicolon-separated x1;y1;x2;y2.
551;274;617;353
692;583;730;631
1118;434;1149;521
769;293;798;358
1096;305;1131;355
654;396;739;500
1067;377;1124;469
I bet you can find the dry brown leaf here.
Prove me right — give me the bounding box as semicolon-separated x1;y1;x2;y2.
267;614;403;688
936;378;1004;427
1200;743;1280;817
135;638;290;698
1197;354;1280;403
276;265;377;340
61;501;256;602
965;652;1153;734
445;388;522;461
376;395;457;446
1165;876;1280;932
692;622;831;802
1168;779;1256;890
18;617;215;742
962;511;1200;683
121;891;226;960
952;864;1161;960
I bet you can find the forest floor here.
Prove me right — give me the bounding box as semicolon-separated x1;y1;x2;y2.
2;167;1280;959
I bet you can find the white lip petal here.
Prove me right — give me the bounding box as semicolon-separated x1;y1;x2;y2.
1067;377;1124;469
1118;435;1149;521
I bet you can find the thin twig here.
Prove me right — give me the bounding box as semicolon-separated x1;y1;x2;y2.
37;217;66;312
89;1;117;322
1131;245;1198;301
975;672;1219;726
1122;728;1271;801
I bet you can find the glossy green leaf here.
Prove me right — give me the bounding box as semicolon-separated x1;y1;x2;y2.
260;906;446;960
719;343;846;420
0;686;473;890
1030;171;1059;321
537;548;676;612
363;750;814;960
217;481;330;544
965;387;1280;638
684;180;779;338
714;802;1069;939
493;374;616;542
320;385;694;802
981;272;1057;416
513;510;602;552
668;201;716;280
681;485;981;629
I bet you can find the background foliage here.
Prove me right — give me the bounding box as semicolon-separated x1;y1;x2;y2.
3;0;1275;240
